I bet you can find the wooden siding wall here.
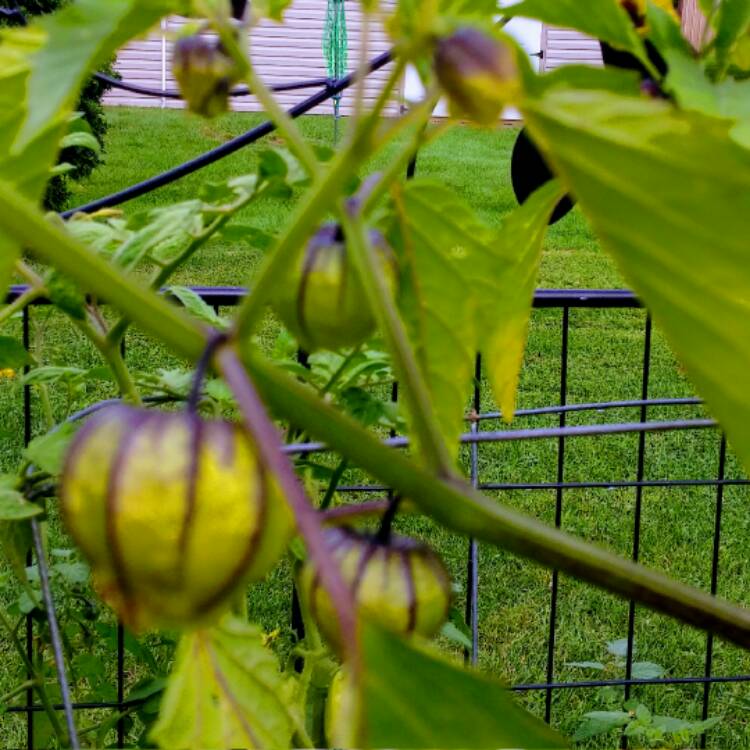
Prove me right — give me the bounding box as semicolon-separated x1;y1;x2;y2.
105;1;400;116
541;26;603;72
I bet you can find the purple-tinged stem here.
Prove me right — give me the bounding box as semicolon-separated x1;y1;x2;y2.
216;346;361;667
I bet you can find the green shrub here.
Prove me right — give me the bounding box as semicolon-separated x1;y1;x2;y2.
1;0;115;210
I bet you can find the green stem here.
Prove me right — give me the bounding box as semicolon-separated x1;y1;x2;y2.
339;209;453;474
359;92;439;217
232;57;408;339
5;166;750;649
0;679;37;706
37;382;55;431
0;286;45;328
0;609;66;744
212;13;320;178
319;346;361;397
243;350;750;649
75;319;142;405
319;458;348;510
108;192;258;348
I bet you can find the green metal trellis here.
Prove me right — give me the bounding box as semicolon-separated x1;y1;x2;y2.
322;0;347;140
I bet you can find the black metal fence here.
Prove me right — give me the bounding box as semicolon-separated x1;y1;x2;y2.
4;286;749;749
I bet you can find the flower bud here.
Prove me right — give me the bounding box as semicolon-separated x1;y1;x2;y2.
434;28;520;125
172;34;238;118
61;406;294;631
275;223;398;352
299;527;451;654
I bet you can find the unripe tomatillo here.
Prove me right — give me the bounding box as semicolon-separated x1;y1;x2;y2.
299;526;451;653
275;223;397;352
61;406;294;631
434;27;520;126
172;34;239;118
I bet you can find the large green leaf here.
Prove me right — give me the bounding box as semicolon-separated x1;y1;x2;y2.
504;0;648;68
359;622;567;749
471;180;562;419
713;0;750;69
391;179;558;454
663;49;750;147
150;617;300;750
522;88;750;472
0;0;177;297
19;0;174;151
392;180;482;456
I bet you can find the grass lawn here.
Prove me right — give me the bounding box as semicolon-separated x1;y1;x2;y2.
1;107;749;748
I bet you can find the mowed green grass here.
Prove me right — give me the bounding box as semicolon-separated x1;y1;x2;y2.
1;108;749;748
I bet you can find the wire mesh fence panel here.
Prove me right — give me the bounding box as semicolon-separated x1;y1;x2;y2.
2;288;749;749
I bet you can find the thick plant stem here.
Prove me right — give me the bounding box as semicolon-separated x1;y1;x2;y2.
244;351;750;649
5;179;750;650
216;347;360;668
0;286;44;327
340;209;454;474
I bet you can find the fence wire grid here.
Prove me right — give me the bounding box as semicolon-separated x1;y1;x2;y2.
3;288;750;749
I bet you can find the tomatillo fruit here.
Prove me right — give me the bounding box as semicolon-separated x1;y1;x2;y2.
299;526;451;653
275;223;398;352
61;405;294;631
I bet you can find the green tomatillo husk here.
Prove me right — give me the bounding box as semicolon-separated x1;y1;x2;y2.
61;405;294;631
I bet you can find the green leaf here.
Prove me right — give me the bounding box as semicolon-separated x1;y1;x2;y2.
392;181;484;455
441;620;473;651
115;202;203;268
0;0;177;300
52;560;89;585
631;661;666;679
24;422;78;476
566;660;606;670
523;88;750;475
714;0;750;69
46;269;86;320
21;366;86;385
392;178;558;452
167;286;226;329
0;488;42;521
606;638;632;658
18;0;176;150
573;711;630;742
150;617;299;750
475;180;562;420
216;224;275;250
65;216;132;257
359;622;567;749
0;478;33;587
59;130;101;155
663;50;750;148
504;0;648;69
0;336;32;369
250;0;292;22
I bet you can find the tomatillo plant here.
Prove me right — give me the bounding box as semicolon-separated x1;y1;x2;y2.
2;1;750;748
